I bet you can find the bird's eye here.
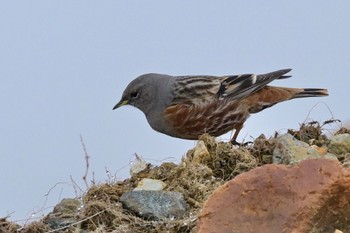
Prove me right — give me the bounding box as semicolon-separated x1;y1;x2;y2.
130;91;139;99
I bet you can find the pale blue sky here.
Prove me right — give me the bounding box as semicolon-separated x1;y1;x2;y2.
1;1;349;223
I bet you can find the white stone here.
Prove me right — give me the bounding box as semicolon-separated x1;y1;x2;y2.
134;178;166;191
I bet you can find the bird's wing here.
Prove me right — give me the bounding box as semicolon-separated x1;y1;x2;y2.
218;69;292;100
170;69;292;105
171;75;222;105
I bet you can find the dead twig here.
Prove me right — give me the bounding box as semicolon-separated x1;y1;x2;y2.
80;135;90;189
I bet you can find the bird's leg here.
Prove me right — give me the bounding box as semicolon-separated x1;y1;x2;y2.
230;123;243;145
230;123;253;146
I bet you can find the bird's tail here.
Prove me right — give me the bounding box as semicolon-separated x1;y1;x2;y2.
292;88;329;99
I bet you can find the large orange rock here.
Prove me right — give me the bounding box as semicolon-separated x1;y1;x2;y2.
197;158;350;233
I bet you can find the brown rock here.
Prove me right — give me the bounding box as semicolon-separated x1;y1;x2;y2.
197;158;350;233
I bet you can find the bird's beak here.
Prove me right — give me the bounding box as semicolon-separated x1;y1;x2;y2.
113;99;129;110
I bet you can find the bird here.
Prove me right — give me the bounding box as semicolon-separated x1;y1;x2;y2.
113;69;328;144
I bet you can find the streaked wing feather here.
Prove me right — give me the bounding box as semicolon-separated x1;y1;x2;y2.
218;69;292;100
170;69;292;105
171;75;221;104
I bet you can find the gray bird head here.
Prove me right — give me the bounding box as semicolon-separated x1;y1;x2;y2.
113;73;173;115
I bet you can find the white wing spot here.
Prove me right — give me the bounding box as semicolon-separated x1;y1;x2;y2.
251;75;257;84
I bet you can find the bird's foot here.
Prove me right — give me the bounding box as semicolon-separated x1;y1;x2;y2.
231;140;253;147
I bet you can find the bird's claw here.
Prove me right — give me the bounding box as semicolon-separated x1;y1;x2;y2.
231;140;253;147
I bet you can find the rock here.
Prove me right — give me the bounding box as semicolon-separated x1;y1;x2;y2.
134;178;166;191
312;144;339;161
273;133;334;164
197;158;350;233
311;145;327;155
120;190;187;220
328;133;350;155
44;198;82;229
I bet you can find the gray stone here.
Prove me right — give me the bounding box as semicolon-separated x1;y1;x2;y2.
120;190;187;220
44;198;82;229
273;134;322;164
328;134;350;155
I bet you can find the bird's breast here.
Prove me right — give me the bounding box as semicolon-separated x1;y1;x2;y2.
163;100;250;139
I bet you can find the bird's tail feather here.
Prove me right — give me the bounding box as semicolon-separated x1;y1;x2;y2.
293;88;329;99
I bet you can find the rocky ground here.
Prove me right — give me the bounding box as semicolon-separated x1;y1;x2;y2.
1;120;350;233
